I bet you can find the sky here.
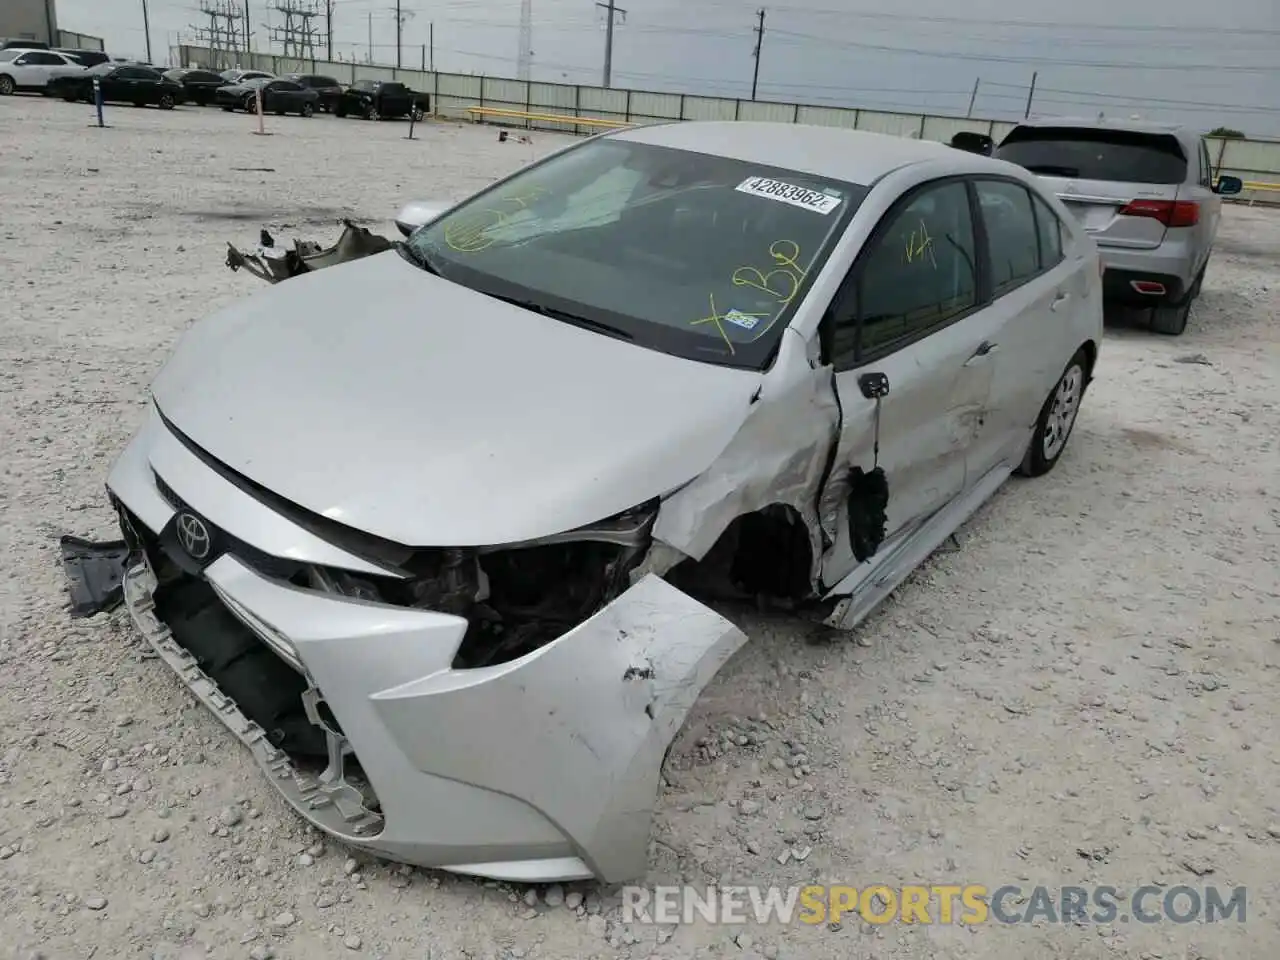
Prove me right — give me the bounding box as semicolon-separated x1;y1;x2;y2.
57;0;1280;137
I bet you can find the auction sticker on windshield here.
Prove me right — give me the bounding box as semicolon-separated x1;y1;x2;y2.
736;177;843;214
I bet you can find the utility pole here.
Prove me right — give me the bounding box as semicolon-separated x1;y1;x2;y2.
395;0;401;67
594;0;625;88
517;0;532;81
1024;70;1037;118
243;0;250;53
966;77;979;117
367;11;372;63
429;21;433;70
325;0;332;59
142;0;153;62
750;8;765;101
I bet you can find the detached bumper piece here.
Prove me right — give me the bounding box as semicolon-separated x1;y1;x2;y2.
225;220;394;284
59;535;132;618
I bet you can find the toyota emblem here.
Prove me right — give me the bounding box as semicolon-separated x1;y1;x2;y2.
175;512;212;560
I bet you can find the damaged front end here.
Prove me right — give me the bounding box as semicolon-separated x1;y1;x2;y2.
63;410;749;883
225;219;394;284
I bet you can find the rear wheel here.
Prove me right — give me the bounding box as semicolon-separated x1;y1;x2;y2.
1017;348;1089;478
1149;298;1191;336
158;93;175;110
0;75;16;96
364;103;379;121
301;101;314;117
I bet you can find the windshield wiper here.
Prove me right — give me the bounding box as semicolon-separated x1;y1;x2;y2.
484;292;634;341
396;241;441;275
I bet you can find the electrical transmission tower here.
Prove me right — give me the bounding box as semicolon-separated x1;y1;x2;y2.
268;0;322;58
191;0;246;60
517;0;532;81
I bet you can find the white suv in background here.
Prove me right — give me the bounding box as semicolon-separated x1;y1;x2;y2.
995;117;1243;335
0;48;85;95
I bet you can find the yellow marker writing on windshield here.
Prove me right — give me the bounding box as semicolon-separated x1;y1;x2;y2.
688;293;770;355
443;185;550;252
732;239;806;305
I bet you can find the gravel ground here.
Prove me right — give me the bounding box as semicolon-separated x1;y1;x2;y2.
2;95;1279;960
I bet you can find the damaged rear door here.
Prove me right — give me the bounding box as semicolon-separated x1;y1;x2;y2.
817;177;1002;586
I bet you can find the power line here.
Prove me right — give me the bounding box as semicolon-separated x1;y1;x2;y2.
765;27;1280;73
641;2;1280;38
268;0;322;57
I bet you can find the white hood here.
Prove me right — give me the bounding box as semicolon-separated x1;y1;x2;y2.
151;251;761;546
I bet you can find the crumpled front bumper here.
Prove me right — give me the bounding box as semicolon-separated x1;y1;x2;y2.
105;406;749;883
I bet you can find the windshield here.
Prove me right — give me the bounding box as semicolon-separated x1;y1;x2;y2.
405;138;866;369
996;126;1188;184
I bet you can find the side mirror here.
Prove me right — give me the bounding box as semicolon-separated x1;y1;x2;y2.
1214;175;1243;196
394;200;449;237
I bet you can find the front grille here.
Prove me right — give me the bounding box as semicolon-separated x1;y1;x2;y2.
152;471;304;580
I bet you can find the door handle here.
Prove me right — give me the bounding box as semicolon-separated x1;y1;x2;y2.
1050;291;1070;311
964;340;998;365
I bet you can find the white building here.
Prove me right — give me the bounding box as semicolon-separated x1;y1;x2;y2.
1;0;59;46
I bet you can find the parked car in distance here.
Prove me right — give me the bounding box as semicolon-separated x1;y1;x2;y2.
55;48;112;67
76;122;1103;886
287;73;343;112
220;68;274;84
164;67;228;105
49;62;182;109
0;48;84;95
0;38;50;51
995;117;1243;335
216;77;319;116
334;79;427;120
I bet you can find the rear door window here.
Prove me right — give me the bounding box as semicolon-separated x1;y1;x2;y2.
1030;193;1064;269
996;126;1188;185
975;180;1041;296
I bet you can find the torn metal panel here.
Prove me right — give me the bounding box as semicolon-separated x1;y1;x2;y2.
651;329;838;584
225;219;394;284
59;536;131;617
370;574;749;883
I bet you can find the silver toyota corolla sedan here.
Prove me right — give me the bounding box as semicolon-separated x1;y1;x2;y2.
75;121;1103;885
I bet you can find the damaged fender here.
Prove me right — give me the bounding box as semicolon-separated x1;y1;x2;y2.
369;574;749;883
226;219;394;284
650;329;839;578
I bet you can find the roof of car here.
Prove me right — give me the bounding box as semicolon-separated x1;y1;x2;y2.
608;121;959;185
1012;115;1191;136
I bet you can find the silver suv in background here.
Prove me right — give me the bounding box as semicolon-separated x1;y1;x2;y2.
995;118;1242;335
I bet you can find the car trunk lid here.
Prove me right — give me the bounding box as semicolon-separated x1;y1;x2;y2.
995;125;1190;250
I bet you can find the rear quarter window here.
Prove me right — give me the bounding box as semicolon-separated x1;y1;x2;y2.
996;127;1188;185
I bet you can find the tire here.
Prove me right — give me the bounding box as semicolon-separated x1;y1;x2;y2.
364;103;379;121
1149;299;1190;336
63;92;78;103
1017;348;1089;478
244;96;258;114
410;105;424;122
300;101;314;117
0;75;15;96
158;93;175;110
335;104;346;118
